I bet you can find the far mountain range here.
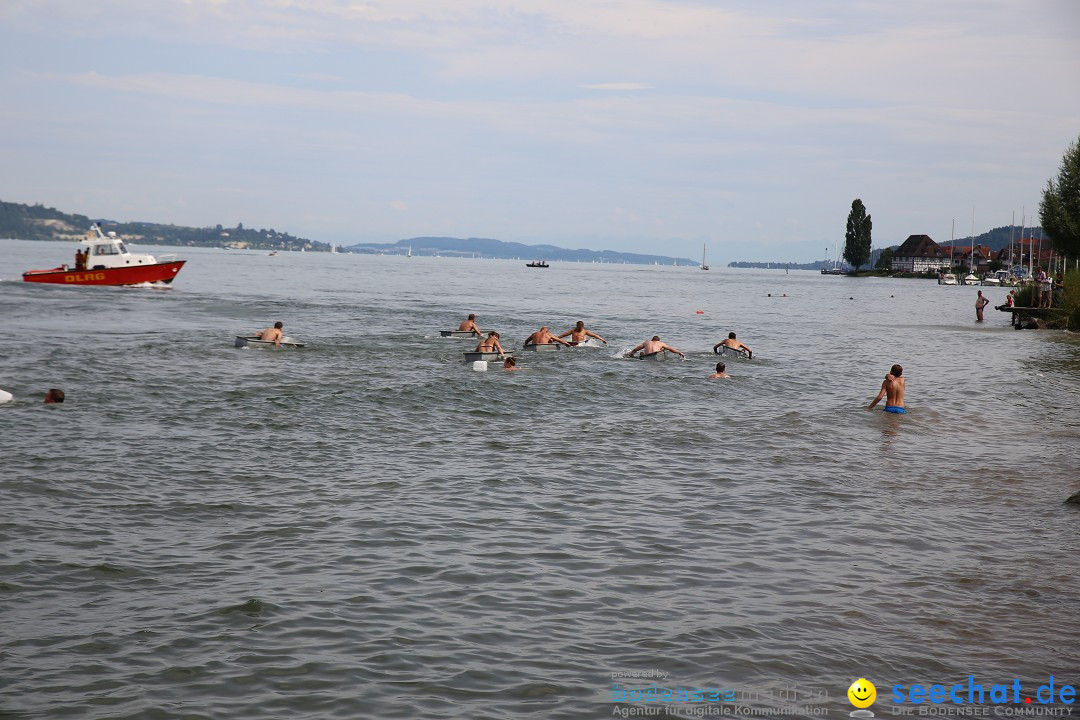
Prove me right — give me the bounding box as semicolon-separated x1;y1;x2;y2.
1;199;1043;268
0;199;696;266
346;237;697;265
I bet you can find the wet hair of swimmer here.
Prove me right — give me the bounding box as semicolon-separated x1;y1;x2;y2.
44;388;65;403
728;332;736;339
274;321;283;329
716;363;725;373
652;335;660;341
504;357;516;368
575;321;584;330
468;314;476;320
890;364;903;377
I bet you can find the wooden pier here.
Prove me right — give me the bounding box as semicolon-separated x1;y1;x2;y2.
996;305;1052;329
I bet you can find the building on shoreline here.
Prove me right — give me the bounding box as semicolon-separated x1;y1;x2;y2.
889;234;951;273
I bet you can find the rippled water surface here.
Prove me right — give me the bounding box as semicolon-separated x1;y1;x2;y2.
2;240;1079;719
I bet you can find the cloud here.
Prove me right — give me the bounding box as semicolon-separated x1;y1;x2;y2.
580;83;650;91
389;200;407;211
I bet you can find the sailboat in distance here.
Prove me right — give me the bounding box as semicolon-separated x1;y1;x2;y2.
700;244;709;271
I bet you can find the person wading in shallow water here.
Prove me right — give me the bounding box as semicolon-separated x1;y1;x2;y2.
868;364;906;414
709;362;730;379
975;290;990;322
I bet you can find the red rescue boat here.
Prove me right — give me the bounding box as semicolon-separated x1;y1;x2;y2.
22;224;186;286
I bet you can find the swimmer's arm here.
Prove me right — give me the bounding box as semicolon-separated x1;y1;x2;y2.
867;382;887;410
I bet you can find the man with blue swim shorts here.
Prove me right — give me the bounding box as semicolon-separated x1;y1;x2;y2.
867;364;906;414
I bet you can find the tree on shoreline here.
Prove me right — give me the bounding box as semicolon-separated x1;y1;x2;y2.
1040;134;1080;261
844;199;872;270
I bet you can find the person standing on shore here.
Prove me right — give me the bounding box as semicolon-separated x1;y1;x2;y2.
868;364;906;414
1032;267;1046;307
975;290;990;322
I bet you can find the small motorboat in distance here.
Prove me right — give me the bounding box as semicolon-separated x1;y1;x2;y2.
22;223;186;286
526;260;549;268
235;336;306;349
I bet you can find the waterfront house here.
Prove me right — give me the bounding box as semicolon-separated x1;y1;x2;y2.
889;235;951;273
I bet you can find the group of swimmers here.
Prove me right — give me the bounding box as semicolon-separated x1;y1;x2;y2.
455;315;774;385
248;314;906;412
458;314;908;412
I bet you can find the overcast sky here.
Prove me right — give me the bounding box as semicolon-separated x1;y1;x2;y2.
1;0;1078;262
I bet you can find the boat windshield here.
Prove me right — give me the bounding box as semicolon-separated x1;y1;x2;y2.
94;244;120;256
117;242;128;253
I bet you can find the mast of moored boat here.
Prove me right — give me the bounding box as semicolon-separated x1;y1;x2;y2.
969;208;976;277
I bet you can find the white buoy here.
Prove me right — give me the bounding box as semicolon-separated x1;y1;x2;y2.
0;388;13;404
472;361;488;372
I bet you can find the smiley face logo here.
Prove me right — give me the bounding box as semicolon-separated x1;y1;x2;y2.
847;678;876;709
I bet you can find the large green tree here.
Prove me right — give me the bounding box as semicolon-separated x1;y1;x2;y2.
844;198;872;270
1039;134;1080;260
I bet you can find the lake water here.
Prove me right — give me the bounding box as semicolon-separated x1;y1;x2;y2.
2;239;1078;719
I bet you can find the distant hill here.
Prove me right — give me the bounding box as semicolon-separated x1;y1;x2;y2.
728;260;846;271
0;199;328;251
348;237;697;266
1;200;697;264
938;225;1044;252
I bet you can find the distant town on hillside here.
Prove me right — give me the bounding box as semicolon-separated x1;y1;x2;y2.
729;225;1044;269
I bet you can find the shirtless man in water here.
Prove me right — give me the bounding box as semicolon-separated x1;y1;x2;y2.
257;321;284;347
475;331;506;359
524;326;572;348
713;332;752;358
868;364;906;414
558;321;607;346
458;314;482;336
628;336;685;359
708;362;730;379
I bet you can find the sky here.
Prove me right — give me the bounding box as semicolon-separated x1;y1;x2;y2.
1;1;1078;263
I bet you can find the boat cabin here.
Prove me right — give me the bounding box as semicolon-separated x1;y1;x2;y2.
81;224;160;269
